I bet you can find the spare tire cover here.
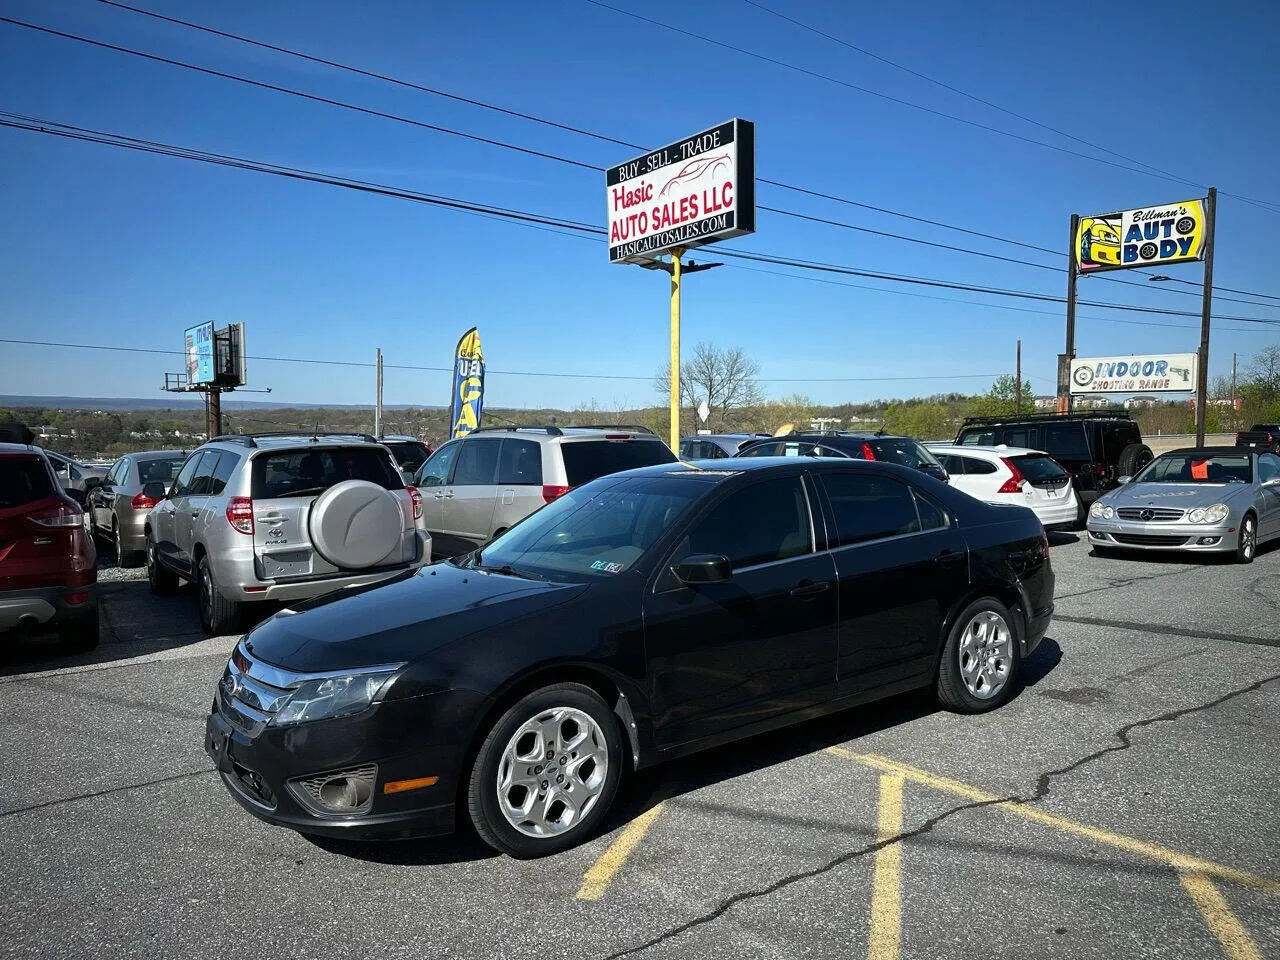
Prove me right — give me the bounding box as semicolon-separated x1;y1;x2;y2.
308;480;403;570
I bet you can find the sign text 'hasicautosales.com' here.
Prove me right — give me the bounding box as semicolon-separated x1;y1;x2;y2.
607;119;755;263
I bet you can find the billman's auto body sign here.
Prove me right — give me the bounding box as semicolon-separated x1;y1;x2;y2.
1074;198;1207;273
607;119;755;263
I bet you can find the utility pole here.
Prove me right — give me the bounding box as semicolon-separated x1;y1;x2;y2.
1194;187;1217;447
1061;213;1080;414
1231;351;1238;412
207;388;221;440
1015;339;1022;415
374;347;384;438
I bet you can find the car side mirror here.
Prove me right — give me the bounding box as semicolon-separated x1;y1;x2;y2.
142;481;168;500
674;554;732;585
1117;475;1131;485
83;476;103;490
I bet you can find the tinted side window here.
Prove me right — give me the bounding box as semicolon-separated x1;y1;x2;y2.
452;439;501;485
559;440;677;487
1003;427;1033;449
189;452;221;496
172;452;206;497
497;439;543;485
1258;453;1280;484
821;473;922;547
1040;423;1090;460
208;451;239;495
417;442;460;487
936;455;964;475
964;457;999;475
0;456;57;507
957;429;995;446
912;490;949;531
736;441;785;457
685;477;813;569
107;460;128;486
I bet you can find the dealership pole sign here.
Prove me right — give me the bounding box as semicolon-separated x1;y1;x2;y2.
1070;353;1198;394
1074;198;1206;274
606;119;755;263
448;327;485;440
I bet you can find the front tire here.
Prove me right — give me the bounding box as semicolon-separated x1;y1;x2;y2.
937;598;1021;713
146;531;178;595
466;683;623;858
1236;514;1257;565
197;554;241;635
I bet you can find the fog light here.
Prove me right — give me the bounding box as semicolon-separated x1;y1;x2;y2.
1198;536;1221;545
290;764;377;816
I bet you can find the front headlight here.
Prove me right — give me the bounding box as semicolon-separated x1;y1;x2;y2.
1089;501;1105;518
272;669;400;726
1189;504;1229;524
1090;502;1114;519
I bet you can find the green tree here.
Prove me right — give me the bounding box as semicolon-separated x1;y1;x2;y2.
965;376;1036;418
882;402;952;440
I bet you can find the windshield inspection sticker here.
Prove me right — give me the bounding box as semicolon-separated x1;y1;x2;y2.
590;560;626;574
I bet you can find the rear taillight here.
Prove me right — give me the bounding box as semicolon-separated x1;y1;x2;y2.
860;442;877;461
406;486;423;520
542;484;571;503
997;458;1026;494
29;501;84;528
131;493;160;510
1235;432;1244;444
226;497;254;535
1095;462;1108;478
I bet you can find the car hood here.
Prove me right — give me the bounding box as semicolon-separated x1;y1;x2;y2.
241;562;588;674
1105;482;1253;507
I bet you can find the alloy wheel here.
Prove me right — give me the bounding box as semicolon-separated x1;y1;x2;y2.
958;610;1012;700
1241;518;1256;560
495;706;609;838
200;562;214;623
114;522;124;561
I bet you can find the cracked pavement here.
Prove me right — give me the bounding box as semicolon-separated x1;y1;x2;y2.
1;538;1278;959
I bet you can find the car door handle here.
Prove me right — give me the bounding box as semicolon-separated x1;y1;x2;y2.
789;580;832;599
934;550;964;567
441;491;455;499
190;511;201;518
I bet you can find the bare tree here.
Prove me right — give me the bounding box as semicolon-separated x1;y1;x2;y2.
655;343;765;432
1248;345;1280;396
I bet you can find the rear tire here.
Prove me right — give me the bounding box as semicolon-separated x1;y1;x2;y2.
114;519;142;568
146;531;178;595
1116;443;1153;479
1236;513;1257;565
466;683;623;858
60;609;100;653
197;554;241;635
937;598;1021;713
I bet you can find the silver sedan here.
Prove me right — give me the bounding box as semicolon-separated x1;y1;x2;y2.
86;450;188;566
1086;446;1280;563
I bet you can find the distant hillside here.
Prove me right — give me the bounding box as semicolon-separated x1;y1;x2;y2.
0;395;441;411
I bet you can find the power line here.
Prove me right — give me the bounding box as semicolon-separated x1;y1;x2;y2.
7;112;1280;333
78;3;1280;305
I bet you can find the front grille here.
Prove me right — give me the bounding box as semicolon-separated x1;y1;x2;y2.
289;765;378;817
1112;533;1190;546
1117;507;1185;522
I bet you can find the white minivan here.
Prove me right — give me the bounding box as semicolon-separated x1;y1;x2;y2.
928;444;1080;529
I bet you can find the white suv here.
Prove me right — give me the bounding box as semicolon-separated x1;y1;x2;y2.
145;433;430;634
414;425;677;558
927;444;1080;529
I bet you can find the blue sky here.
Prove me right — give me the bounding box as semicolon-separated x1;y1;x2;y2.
3;0;1279;409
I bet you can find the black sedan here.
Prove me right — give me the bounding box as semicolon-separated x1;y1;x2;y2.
206;458;1053;857
735;431;950;483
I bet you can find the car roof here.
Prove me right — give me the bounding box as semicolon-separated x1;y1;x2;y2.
1164;446;1256;457
381;435;423;443
681;433;770;441
130;449;190;460
0;442;44;457
928;444;1047;457
203;435;387;452
618;455;920;482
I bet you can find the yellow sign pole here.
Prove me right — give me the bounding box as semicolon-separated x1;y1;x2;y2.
668;247;684;452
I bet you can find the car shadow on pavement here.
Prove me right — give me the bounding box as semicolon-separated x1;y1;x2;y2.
305;830;502;865
1048;531;1080;546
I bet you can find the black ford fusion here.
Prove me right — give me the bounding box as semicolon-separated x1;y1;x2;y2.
206;458;1053;857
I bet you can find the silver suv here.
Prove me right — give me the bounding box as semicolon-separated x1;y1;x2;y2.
414;425;677;558
145;433;430;634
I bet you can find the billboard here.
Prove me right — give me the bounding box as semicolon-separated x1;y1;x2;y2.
449;327;485;440
1075;199;1206;273
1070;353;1197;394
606;119;755;263
184;322;215;385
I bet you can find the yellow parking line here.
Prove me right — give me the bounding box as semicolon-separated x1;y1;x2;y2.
868;774;905;960
1180;872;1264;960
827;749;1280;898
576;799;667;901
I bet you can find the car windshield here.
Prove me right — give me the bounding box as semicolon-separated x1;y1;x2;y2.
559;439;677;487
461;476;701;582
1133;453;1253;484
865;438;943;470
0;456;56;508
137;457;184;485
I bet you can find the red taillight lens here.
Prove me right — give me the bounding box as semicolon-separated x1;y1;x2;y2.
225;497;254;535
542;484;571;503
406;485;423;520
1235;432;1243;443
997;458;1026;494
65;591;89;606
131;493;160;510
1095;462;1108;477
29;501;84;528
860;442;877;461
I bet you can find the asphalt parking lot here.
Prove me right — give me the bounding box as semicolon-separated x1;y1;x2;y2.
2;537;1278;959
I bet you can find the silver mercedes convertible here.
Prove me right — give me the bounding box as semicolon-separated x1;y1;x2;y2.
1086;446;1280;563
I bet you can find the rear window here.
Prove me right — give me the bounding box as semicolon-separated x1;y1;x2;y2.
560;439;677;487
384;440;431;472
0;456;57;508
1007;455;1068;483
251;447;401;499
865;438;942;470
137;457;184;485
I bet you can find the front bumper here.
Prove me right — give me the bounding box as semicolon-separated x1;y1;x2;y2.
204;683;481;840
0;584;98;633
1086;520;1235;552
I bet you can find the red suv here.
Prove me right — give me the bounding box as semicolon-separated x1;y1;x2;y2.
0;444;99;652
